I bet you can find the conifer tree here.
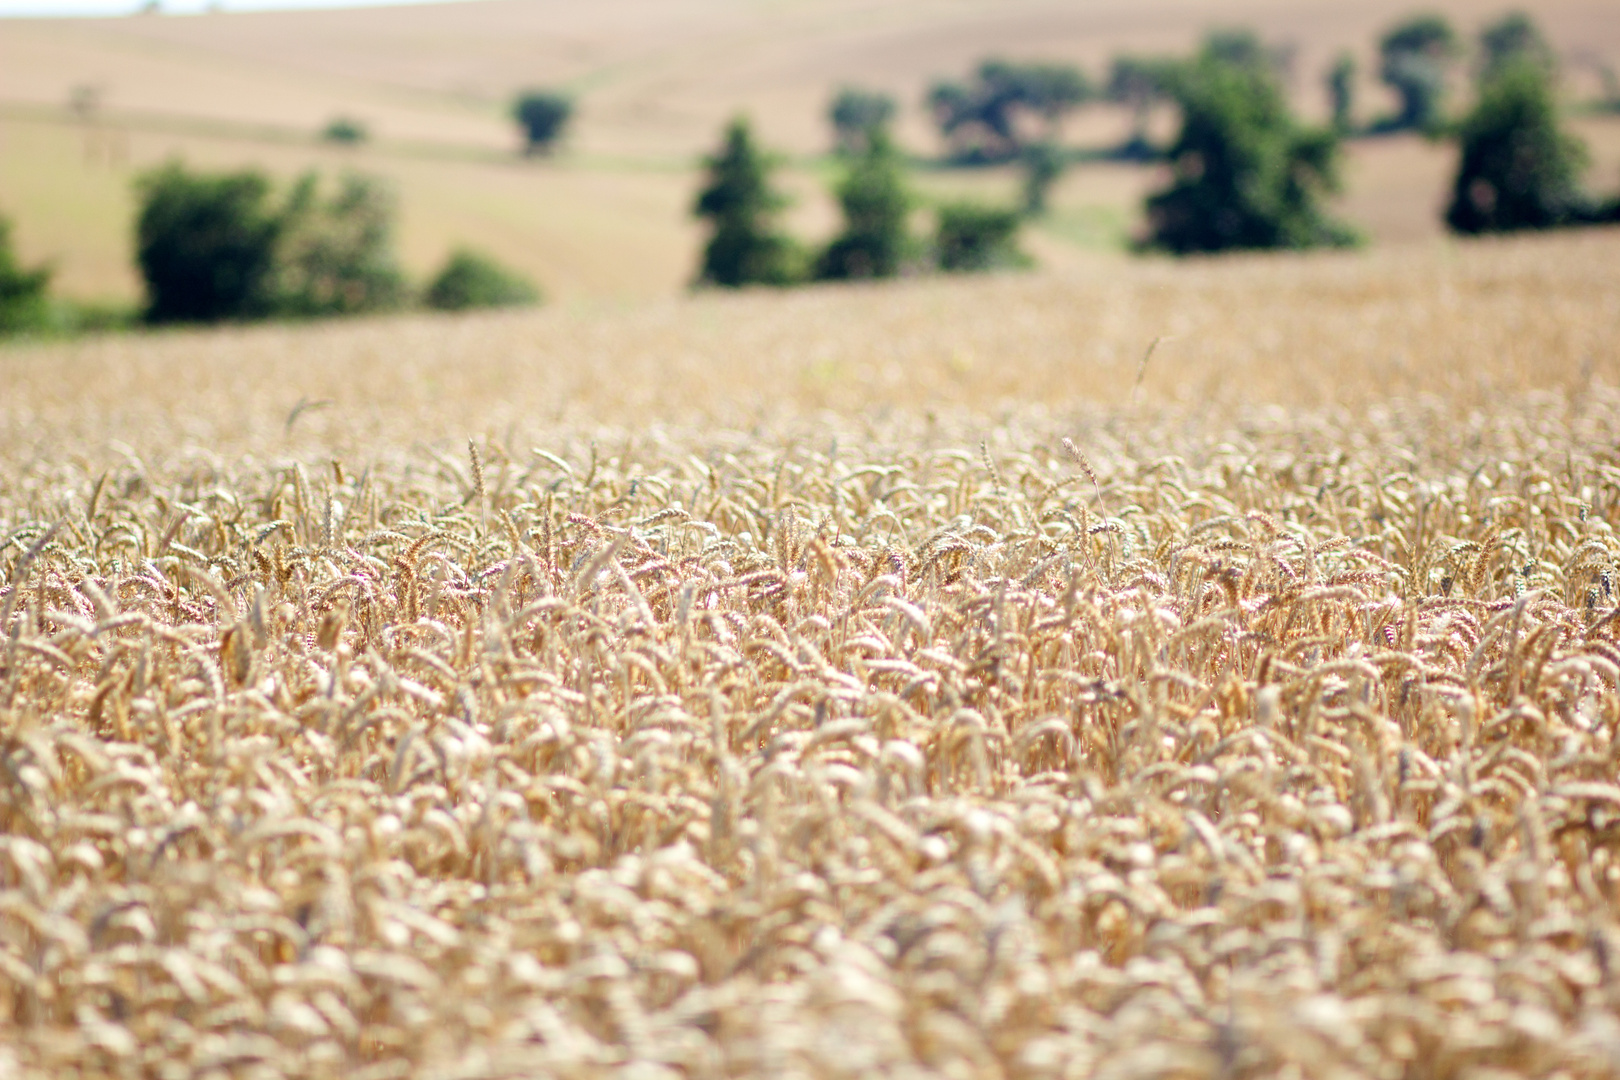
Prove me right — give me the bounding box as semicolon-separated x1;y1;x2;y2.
815;130;910;280
693;118;801;287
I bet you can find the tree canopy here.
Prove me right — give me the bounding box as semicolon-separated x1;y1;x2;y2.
693;118;801;287
1445;57;1593;234
1378;14;1461;132
928;59;1093;162
1142;37;1357;254
135;163;285;323
828;87;896;155
512;90;574;155
815;130;911;280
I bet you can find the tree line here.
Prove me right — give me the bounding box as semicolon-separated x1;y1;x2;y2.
3;10;1618;333
0;164;541;334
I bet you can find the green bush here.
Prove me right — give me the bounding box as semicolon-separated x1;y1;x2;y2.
276;172;406;317
1445;58;1594;234
135;163;284;324
321;116;369;145
425;248;541;311
134;162;406;324
0;215;53;337
693;117;803;288
935;202;1025;272
512;90;573;156
815;131;911;280
1142;36;1357;254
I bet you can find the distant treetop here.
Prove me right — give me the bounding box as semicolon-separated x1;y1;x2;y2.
512;90;574;156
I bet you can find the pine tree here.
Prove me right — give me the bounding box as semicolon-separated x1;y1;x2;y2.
693;118;802;287
815;130;910;280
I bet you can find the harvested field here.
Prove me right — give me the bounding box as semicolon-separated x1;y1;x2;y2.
3;229;1620;1077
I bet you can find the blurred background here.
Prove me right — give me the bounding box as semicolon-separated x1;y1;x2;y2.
1;0;1617;313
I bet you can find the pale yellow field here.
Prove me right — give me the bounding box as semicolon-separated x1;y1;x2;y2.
3;229;1620;1077
2;0;1620;303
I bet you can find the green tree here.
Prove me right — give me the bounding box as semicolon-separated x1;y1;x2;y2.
135;162;284;323
829;87;896;155
1479;11;1555;84
321;115;368;145
1105;55;1179;157
928;59;1093;162
512;90;573;155
935;201;1025;272
425;248;540;311
0;215;52;336
1328;51;1357;133
1445;58;1593;234
1021;141;1064;215
1142;36;1357;254
1378;14;1461;132
815;130;911;280
275;172;406;317
693;117;801;287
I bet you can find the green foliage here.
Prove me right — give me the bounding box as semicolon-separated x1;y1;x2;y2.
0;215;53;337
135;162;407;325
1445;58;1594;234
935;201;1025;272
1479;12;1556;85
928;59;1093;162
276;173;406;318
829;87;896;155
512;90;573;155
693;118;802;288
135;162;284;324
1142;36;1357;255
321;116;369;145
1021;141;1065;216
1202;29;1295;80
425;248;540;311
1378;14;1461;132
815;131;911;281
1328;51;1357;133
1105;55;1179;157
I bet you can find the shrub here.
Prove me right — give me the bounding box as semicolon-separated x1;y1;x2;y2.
512;90;573;155
693;117;802;287
134;163;407;324
321;116;369;145
815;130;910;280
1445;58;1594;234
0;215;52;336
425;248;541;311
829;87;896;156
135;162;284;324
275;172;406;317
1142;35;1357;254
935;201;1025;272
1377;14;1461;132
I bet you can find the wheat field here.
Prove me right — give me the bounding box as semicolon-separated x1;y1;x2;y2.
3;230;1620;1077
